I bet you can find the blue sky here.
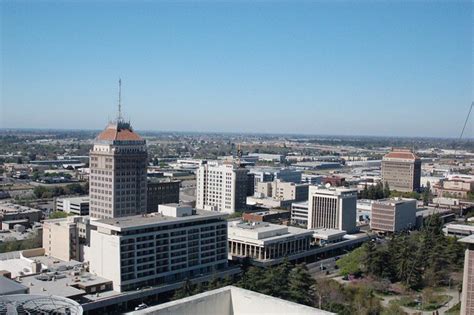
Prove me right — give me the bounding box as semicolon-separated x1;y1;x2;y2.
1;1;472;137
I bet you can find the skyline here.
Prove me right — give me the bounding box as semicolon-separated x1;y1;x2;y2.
1;1;473;137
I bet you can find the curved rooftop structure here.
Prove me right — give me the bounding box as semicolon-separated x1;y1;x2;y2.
383;149;419;160
0;294;83;315
96;121;143;142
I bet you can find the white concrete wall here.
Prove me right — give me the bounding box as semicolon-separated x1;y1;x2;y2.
88;230;121;291
136;289;232;315
231;287;334;315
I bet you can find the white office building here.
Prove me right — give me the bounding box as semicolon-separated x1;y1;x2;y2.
196;161;248;213
88;204;228;292
291;201;309;227
307;186;357;233
56;196;90;216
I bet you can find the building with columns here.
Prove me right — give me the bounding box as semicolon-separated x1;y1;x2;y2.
227;221;313;265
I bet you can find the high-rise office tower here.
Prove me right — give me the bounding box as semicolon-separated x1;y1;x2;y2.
89;80;148;219
307;185;357;233
381;148;421;192
196;160;248;213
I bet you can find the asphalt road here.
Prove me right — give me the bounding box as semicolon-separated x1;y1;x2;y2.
306;255;345;278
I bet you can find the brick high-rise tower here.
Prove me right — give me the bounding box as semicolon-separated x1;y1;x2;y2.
89;80;147;219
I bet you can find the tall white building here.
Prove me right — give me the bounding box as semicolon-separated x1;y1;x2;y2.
307;186;357;233
87;204;228;292
89;86;148;219
196;161;248;213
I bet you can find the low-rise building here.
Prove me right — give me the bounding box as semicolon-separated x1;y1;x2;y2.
291;201;309;227
146;179;180;213
227;221;313;265
301;174;324;185
370;198;417;233
322;175;346;187
312;228;346;246
242;210;290;223
443;223;474;238
434;175;474;199
249;168;302;191
246;196;294;210
255;180;309;202
356;199;374;223
247;153;285;163
56;196;90;216
0;203;43;228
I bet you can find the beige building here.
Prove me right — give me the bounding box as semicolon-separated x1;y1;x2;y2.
255;180;309;202
227;221;313;265
434;175;474;199
460;235;474;315
89;119;148;219
307;186;357;233
370;198;417;233
43;216;90;261
196;160;248;213
381;148;421;192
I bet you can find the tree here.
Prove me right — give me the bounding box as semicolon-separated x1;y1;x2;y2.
383;182;390;198
423;181;432;206
360;184;369;199
381;303;406;315
287;264;315;306
337;246;364;276
266;258;292;299
49;211;70;219
33;186;48;198
173;278;194;300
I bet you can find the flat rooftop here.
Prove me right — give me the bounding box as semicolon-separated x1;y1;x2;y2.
459;234;474;244
0;202;42;214
312;228;346;238
228;221;313;244
0;276;28;295
373;197;416;205
92;209;226;231
57;196;89;203
129;286;334;315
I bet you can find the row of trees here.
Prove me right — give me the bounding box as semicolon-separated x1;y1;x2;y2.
0;234;42;254
338;214;465;289
171;260;404;315
172;276;233;300
237;260;314;306
33;183;88;199
358;182;391;200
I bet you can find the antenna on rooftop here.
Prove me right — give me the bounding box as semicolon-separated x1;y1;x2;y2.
118;78;123;121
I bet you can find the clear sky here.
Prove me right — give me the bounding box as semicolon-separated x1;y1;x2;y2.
1;1;472;137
